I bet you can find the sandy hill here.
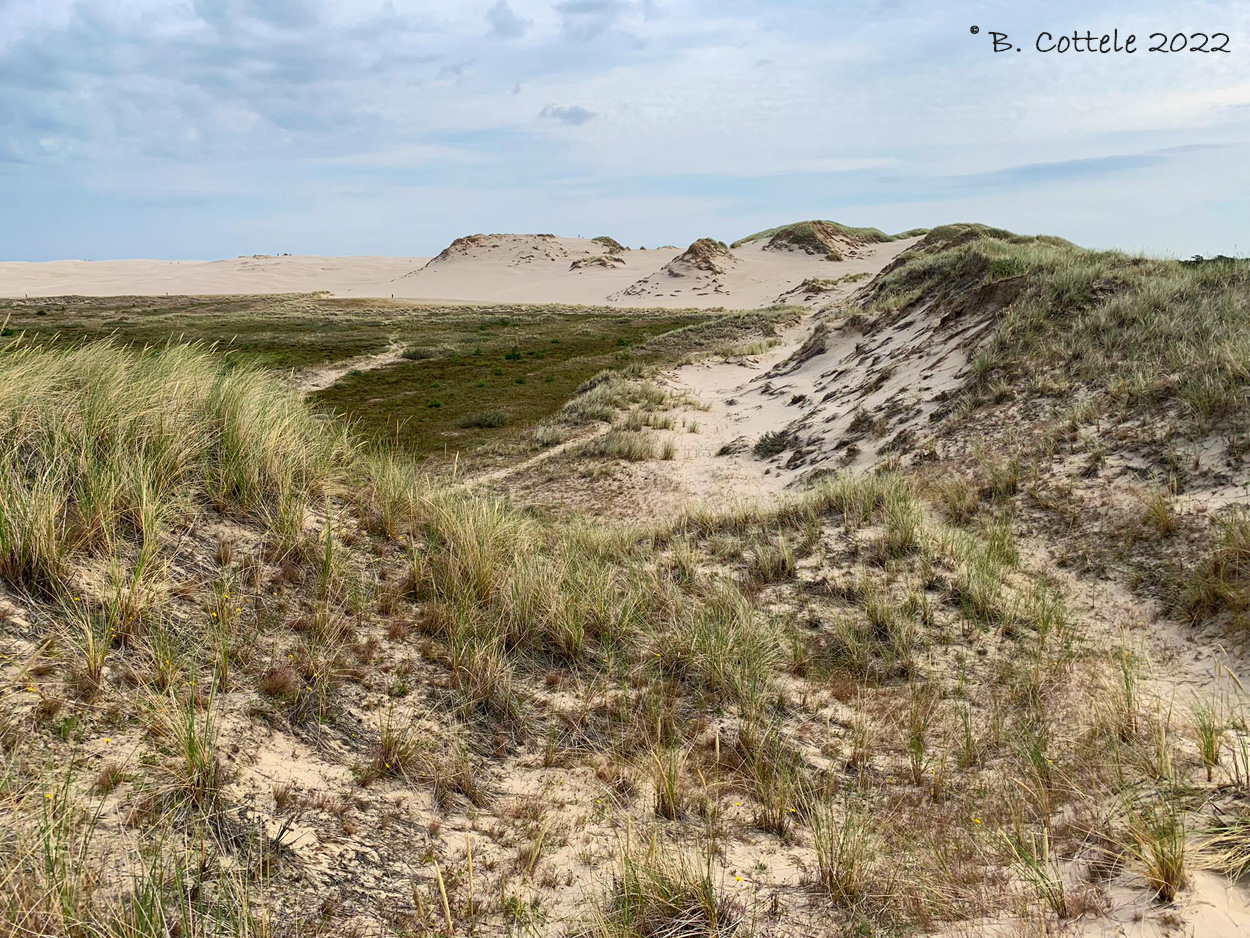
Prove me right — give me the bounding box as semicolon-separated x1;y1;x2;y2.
423;233;601;268
382;233;670;306
0;222;926;309
385;230;923;309
732;219;927;260
609;238;738;302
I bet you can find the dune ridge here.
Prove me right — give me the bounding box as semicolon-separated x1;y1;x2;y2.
0;223;927;309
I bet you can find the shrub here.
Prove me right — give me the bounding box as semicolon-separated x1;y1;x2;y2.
752;430;794;459
459;409;510;429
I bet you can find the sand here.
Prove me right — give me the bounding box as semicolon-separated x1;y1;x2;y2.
481;235;923;519
475;236;1250;938
0;255;431;299
0;233;910;310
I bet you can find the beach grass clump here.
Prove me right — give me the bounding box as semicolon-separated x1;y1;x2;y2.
596;840;741;938
0;340;352;595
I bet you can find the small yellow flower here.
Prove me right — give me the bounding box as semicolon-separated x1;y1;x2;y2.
973;818;982;825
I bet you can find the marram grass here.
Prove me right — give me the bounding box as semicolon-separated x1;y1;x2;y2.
0;340;353;594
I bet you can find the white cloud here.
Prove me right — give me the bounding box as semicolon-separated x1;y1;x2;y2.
554;0;629;42
0;0;1247;258
486;0;531;39
539;103;598;124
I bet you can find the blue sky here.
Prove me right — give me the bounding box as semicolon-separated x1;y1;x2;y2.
1;0;1248;260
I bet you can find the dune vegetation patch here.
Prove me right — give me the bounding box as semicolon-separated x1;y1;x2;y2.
0;295;717;462
313;311;704;456
847;223;1250;624
731;219;926;250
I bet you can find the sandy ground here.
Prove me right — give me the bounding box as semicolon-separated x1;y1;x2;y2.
0;233;904;310
0;255;431;298
483;236;921;517
477;233;1250;936
612;235;923;507
6;230;1250;936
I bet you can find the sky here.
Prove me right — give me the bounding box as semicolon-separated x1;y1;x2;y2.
1;0;1248;260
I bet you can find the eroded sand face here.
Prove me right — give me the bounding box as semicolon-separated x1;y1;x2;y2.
483;236;922;518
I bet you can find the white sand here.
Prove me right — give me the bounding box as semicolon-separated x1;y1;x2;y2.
0;234;900;310
0;255;431;298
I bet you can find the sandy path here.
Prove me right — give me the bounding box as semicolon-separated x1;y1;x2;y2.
294;341;406;393
467;425;614;488
620;237;922;508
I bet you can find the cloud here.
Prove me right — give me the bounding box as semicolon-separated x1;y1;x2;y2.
539;103;598;125
436;59;475;80
1;0;1248;261
554;0;627;42
486;0;530;39
946;154;1164;190
193;0;320;32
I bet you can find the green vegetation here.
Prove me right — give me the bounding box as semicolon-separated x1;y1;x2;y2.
459;408;510;429
313;310;701;454
752;429;794;458
0;340;350;597
591;235;626;253
791;272;869;295
0;293;395;371
595;841;740;937
0;295;712;459
732;219;926;249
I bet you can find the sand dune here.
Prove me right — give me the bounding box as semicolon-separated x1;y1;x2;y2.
0;230;921;309
378;234;679;306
